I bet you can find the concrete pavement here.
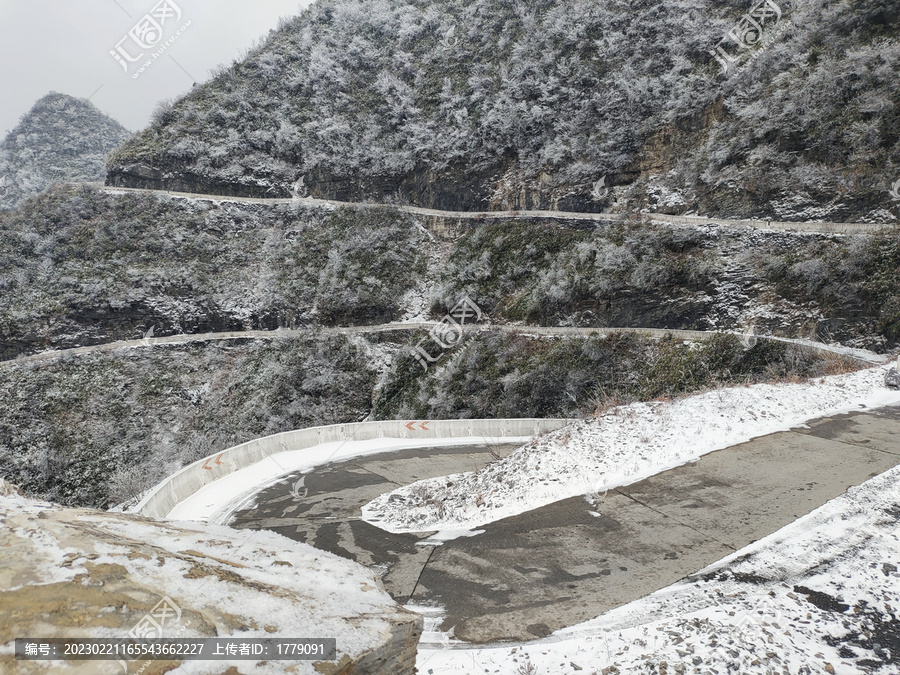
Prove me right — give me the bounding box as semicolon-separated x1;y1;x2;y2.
228;404;900;643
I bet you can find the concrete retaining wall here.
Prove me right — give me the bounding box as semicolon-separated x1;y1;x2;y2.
133;418;571;520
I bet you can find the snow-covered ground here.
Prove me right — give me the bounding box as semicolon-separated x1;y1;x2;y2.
416;462;900;674
363;364;900;534
0;479;420;675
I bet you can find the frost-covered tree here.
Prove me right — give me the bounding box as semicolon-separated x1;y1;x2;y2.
107;0;900;221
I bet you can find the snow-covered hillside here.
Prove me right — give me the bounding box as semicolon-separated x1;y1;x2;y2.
364;363;900;533
107;0;900;221
0;93;130;210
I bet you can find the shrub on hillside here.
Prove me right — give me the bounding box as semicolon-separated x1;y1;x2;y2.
0;334;376;509
431;219;718;326
372;331;829;420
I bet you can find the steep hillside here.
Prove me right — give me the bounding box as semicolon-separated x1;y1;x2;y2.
0;186;426;360
108;0;900;221
0;93;131;210
1;187;897;363
0;335;378;509
0;330;849;509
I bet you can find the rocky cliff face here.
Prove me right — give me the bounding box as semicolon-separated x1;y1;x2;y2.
0;479;422;674
0;93;131;211
107;0;900;222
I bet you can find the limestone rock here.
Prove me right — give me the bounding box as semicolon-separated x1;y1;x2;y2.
886;368;900;390
0;477;21;496
0;489;421;674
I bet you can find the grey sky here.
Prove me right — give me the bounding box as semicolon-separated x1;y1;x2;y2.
0;0;313;137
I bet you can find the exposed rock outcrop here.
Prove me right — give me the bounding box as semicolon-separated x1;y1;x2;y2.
886;367;900;390
0;480;422;674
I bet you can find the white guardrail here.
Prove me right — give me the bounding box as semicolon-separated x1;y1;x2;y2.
132;418;572;520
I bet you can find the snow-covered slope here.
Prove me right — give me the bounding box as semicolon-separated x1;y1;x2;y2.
364;364;900;533
0;479;421;674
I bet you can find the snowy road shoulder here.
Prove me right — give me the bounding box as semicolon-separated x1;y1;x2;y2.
363;365;900;534
417;463;900;674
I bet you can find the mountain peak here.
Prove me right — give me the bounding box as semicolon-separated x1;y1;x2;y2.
0;92;131;210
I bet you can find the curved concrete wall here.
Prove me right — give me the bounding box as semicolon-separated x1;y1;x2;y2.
133;418;572;520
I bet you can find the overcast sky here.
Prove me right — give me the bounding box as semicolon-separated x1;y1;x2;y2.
0;0;314;137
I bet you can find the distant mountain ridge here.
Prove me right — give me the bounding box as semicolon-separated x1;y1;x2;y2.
106;0;900;222
0;93;130;210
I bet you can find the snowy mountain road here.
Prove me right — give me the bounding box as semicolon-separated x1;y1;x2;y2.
0;323;882;369
70;182;896;234
226;405;900;643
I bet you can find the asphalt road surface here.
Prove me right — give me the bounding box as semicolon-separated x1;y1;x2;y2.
229;405;900;643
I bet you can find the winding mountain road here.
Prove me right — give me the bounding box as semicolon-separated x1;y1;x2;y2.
17;180;894;659
0;322;884;369
71;182;896;234
3;183;880;369
227;404;900;643
6;182;882;371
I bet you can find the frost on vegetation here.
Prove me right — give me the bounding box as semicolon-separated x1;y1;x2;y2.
0;93;130;211
105;0;900;220
431;218;900;347
0;188;427;359
372;327;855;423
0;335;377;510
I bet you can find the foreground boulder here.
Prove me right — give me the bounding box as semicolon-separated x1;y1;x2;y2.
0;480;421;674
